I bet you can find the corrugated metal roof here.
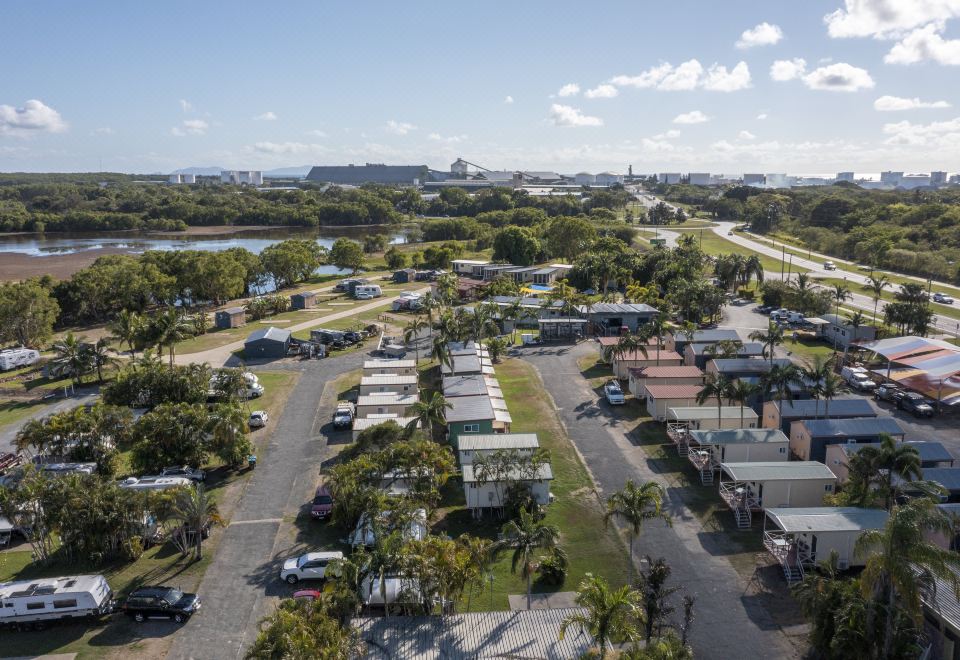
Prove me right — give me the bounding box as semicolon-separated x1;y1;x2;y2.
494;409;513;423
923;566;960;636
458;433;539;451
616;350;683;362
670;329;741;343
774;398;875;418
689;428;789;445
630;366;704;379
799;417;905;438
577;303;659;314
721;461;836;482
443;374;489;397
446;395;495;422
244;326;291;343
220;306;245;314
688;342;764;356
364;359;416;370
352;417;419;431
918;467;960;492
765;507;888;533
361;375;418;386
462;463;553;482
646;384;704;399
840;441;954;464
668;406;757;420
710;358;790;373
356;393;418;407
443;355;482;374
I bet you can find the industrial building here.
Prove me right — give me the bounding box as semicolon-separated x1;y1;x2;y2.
168;173;196;184
305;163;432;186
221;170;263;185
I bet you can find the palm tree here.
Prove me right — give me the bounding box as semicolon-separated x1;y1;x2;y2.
697;372;733;430
612;333;644;371
863;274;890;325
728;379;761;428
108;309;144;358
403;316;428;363
151;307;193;368
831;282;851;320
742;254;764;289
639;313;668;365
407;391;452;439
172;484;222;560
502;299;524;344
791;273;814;314
749;321;784;367
430;335;453;375
855;497;960;659
559;574;642;659
856;433;923;511
802;356;831;418
820;371;842;418
50;332;92;386
603;480;671;583
761;363;803;414
88;338;118;383
457;534;493;612
495;509;560;609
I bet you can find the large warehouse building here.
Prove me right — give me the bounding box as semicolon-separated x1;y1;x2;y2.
305;163;433;186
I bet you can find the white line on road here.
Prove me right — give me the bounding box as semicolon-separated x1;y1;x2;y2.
229;518;283;526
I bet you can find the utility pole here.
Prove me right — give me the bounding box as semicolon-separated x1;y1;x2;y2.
780;245;785;279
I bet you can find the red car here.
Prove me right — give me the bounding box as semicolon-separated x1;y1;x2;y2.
311;485;334;520
292;589;323;602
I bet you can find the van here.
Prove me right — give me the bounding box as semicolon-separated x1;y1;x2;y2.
354;285;382;300
0;348;40;371
0;575;114;628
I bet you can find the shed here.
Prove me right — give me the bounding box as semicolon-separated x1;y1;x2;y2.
687;429;790;482
359;374;419;396
538;318;588;341
290;291;317;309
718;461;837;527
457;433;540;465
762;398;877;433
215;306;246;329
763;507;888;580
363;359;417;377
461;463;553;512
356;393;418;418
789;417;906;462
243;326;291;359
667;406;758;430
645;384;704;421
628;365;704;397
826;440;954;483
575;302;659;335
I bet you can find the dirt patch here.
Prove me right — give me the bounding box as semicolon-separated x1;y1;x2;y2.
0;247;134;281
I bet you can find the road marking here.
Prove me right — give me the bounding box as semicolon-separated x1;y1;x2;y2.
229;518;282;526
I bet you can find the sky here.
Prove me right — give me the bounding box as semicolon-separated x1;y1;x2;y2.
3;0;960;175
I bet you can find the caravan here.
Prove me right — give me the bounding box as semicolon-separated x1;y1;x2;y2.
354;284;383;300
0;575;114;628
0;348;40;371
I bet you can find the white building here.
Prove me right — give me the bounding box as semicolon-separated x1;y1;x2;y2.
461;463;553;514
743;173;765;186
931;171;948;186
221;170;263;185
595;172;624;186
168;173;196;184
688;172;711;186
658;172;682;184
574;172;596;186
764;173;789;188
880;171;904;186
901;174;932;189
836;172;855;182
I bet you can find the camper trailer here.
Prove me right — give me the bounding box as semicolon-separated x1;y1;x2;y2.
119;476;192;492
354;284;383;300
0;348;40;371
0;575;114;628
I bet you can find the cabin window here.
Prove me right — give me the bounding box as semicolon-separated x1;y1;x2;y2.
464;424;480;433
26;602;45;610
53;599;77;609
779;447;786;454
825;485;834;492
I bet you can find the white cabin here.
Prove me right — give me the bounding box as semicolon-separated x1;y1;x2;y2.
359;374;419;396
685;428;790;485
0;575;113;626
718;461;837;528
355;393;418;418
457;433;540;465
461;463;553;515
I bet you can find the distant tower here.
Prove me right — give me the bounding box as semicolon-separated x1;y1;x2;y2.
628;164;633;177
451;158;469;177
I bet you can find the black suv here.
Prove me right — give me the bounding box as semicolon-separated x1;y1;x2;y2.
123;586;201;623
898;392;935;418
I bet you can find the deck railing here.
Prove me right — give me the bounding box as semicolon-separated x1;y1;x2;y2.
719;481;760;510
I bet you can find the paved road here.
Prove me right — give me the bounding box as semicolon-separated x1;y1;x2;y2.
519;342;797;660
166;351;366;660
0;389;99;454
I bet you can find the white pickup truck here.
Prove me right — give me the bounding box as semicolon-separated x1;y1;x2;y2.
333;401;356;429
604;380;626;405
841;366;877;392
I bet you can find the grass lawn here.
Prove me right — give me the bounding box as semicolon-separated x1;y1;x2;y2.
781;335;840;367
814;275;960;324
676;228;811;277
0;399;53;428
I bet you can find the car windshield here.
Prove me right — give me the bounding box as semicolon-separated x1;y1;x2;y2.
161;588;184;603
313;495;333;505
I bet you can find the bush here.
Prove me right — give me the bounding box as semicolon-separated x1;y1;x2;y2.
737;288;755;300
537;547;569;586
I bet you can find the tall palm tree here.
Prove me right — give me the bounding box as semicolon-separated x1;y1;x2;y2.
802;356;832;418
856;434;923;511
108;309;144;358
151;307;193;368
863;274;890;325
495;509;560;610
855;497;960;659
613;333;644;371
728;379;761;428
559;574;642;659
820;371;843;418
640;313;669;365
603;480;671;583
749;321;784;367
501;298;525;344
407;391;452;439
172;484;222;560
742;254;764;289
696;372;733;430
430;335;453;375
50;332;92;386
831;282;851;320
88;338;118;383
791;273;814;314
761;363;803;414
403;316;428;363
457;534;493;612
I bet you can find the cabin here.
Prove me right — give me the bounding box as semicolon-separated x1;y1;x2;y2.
446;394;512;446
538;318;589;341
789;417;906;462
362;359;417;377
665;329;741;355
705;357;792;380
486;296;566;330
921;565;960;660
763;507;888;582
392;268;417;284
461;463;553;515
683;342;765;369
898;467;960;503
355;393;418;418
0;575;114;627
611;350;683;380
826;441;954;484
214;306;246;329
351;415;421;441
576;302;659;335
290;291;317;309
762;398;878;433
627;365;703;397
819;314;878;349
243;326;291;359
442;374;502;399
451;259;490;277
667;406;758;431
442;353;495;377
349;509;428;547
685;428;790;485
645;384;704;421
457;433;540;465
358;374;419;396
597;335;660;363
718;461;837;528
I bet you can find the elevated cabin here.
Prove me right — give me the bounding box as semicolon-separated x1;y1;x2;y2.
576;303;659;335
457;433;540;465
826;441;954;484
762;398;877;434
686;428;790;485
351;415;420;442
763;507;888;582
718;461;837;528
597;335;661;363
628;365;703;397
665;329;741;355
215;306;246;329
611;350;683;380
358;374;418;396
363;359;417;377
356;393;418;418
667;406;758;432
645;384;704;421
451;259;490;278
820;313;878;349
921;566;960;659
290;291;317;309
446;394;512;446
789;417;906;462
683;342;764;369
461;463;552;515
442;374;502;399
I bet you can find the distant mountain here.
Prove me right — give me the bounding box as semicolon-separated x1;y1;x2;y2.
172;166;225;176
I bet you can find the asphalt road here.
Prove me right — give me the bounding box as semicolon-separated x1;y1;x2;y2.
166;351;366;660
0;388;99;454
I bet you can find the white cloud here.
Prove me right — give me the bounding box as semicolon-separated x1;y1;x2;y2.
736;22;784;48
802;63;875;91
557;83;581;97
653;129;682;139
874;94;951;110
882;116;960;145
770;58;807;81
739;130;757;139
91;127;115;135
824;0;960;39
253;141;313;154
885;23;960;64
548;104;603;127
757;112;769;120
385;120;416;135
171;119;208;136
0;99;67;135
254;111;278;121
428;132;467;144
673;110;709;124
584;84;619;99
179;99;192;112
306;129;328;137
611;59;750;92
504;95;514;104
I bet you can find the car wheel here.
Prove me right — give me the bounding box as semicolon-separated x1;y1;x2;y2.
134;612;145;623
285;575;299;584
173;613;185;624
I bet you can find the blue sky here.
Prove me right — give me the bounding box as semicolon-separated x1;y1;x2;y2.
2;0;960;174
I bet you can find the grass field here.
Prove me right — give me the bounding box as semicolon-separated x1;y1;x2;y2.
0;399;53;428
814;275;960;324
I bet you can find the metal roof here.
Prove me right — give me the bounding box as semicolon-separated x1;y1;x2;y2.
646;384;704;399
490;296;564;309
710;358;791;373
765;507;888;533
798;417;905;438
630;366;704;379
721;461;836;482
364;359;416;370
577;303;659;314
688;342;764;356
917;468;960;492
616;350;683;362
220;306;245;314
923;566;960;637
839;441;954;464
443;374;489;397
244;326;291;343
353;607;597;659
689;428;789;445
446;395;495;422
356;393;419;407
360;375;418;386
461;463;553;483
670;329;741;343
352;417;419;431
457;433;540;451
668;406;758;420
443;355;482;375
773;398;876;418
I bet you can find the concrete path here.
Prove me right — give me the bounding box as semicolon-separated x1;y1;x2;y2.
518;342;797;659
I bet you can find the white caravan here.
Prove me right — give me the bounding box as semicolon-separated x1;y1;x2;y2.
0;575;114;628
0;348;40;371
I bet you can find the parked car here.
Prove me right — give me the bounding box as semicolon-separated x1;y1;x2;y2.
161;465;206;482
344;331;365;344
823;261;837;271
279;551;344;584
604;380;625;405
292;589;324;602
898;392;935;417
311;485;334;520
933;292;955;304
841;366;877;392
874;384;905;404
332;401;355;429
355;292;374;300
123;586;201;623
249;410;269;428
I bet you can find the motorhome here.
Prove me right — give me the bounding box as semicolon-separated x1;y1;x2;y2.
0;575;114;628
0;348;40;371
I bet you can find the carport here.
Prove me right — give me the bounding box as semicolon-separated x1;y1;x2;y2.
857;336;960;409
